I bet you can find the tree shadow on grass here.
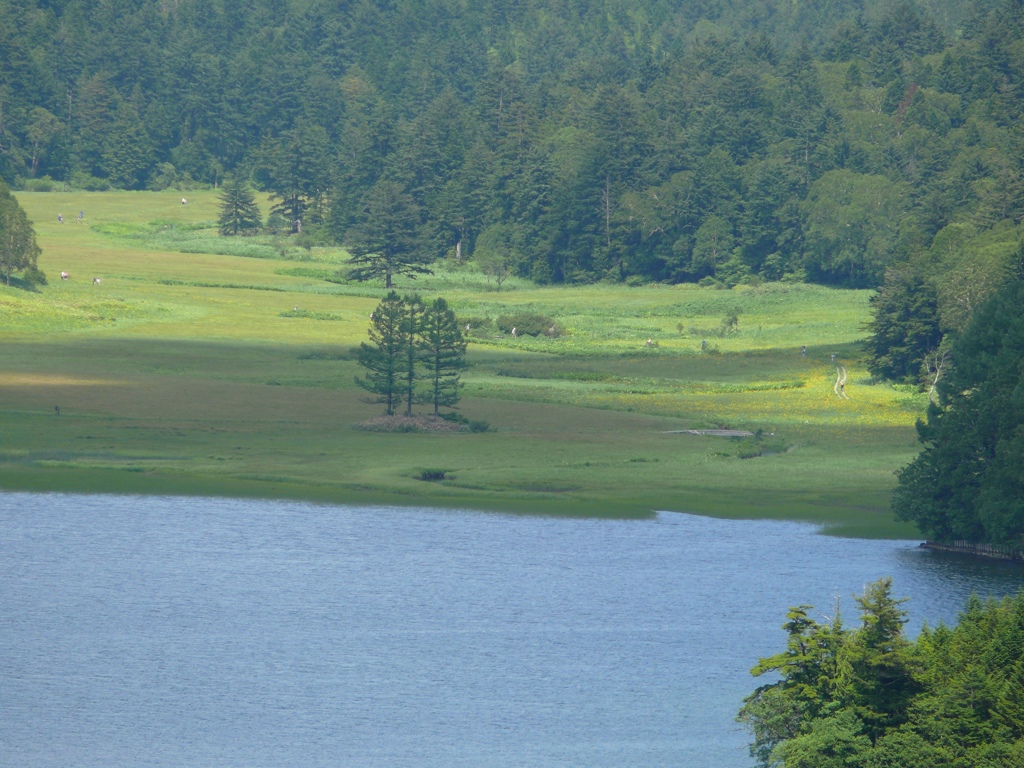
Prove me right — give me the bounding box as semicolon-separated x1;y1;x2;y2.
4;274;46;292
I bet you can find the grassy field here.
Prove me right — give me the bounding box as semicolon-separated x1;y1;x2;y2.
0;189;926;536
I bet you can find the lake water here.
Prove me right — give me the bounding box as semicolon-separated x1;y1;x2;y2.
3;493;1024;767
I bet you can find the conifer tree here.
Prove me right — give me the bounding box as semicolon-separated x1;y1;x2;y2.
401;294;424;417
418;297;467;415
892;278;1024;546
346;180;433;288
217;176;262;236
354;291;407;415
101;99;153;189
865;263;943;382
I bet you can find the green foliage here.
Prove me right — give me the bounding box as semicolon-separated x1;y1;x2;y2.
346;181;432;289
742;583;1024;768
354;292;467;417
354;291;407;416
0;182;41;286
217;177;262;236
893;278;1024;547
0;0;1021;293
473;224;524;290
865;264;943;383
801;171;908;288
495;312;561;337
418;297;467;416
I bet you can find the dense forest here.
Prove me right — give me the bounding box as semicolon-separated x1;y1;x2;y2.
740;579;1024;767
1;0;1022;288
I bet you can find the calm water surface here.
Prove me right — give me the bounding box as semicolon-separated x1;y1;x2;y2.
3;492;1024;767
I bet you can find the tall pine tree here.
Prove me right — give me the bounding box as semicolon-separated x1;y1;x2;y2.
217;176;262;236
346;180;433;288
418;297;467;415
401;294;424;417
354;291;407;416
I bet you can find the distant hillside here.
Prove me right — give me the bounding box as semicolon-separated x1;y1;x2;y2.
1;0;1021;286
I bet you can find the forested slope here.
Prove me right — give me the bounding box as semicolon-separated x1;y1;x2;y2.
1;0;1021;286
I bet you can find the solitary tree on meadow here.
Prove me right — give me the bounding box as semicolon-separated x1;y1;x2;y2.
217;176;262;236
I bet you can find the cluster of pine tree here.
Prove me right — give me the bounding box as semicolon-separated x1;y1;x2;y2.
741;579;1024;767
356;292;466;418
1;0;1022;287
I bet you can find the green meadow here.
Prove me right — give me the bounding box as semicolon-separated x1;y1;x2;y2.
1;190;926;536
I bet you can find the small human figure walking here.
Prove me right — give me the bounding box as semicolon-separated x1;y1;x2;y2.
57;213;63;223
801;345;807;356
54;405;61;416
831;352;836;363
77;211;84;223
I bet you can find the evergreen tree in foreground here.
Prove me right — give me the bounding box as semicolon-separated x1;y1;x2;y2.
217;176;262;236
354;291;407;416
418;297;467;415
741;582;1024;768
0;183;42;286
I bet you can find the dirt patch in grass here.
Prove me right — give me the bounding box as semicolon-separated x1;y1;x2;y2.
354;415;470;433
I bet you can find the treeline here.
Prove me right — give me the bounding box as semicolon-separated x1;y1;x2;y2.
1;0;1021;286
741;579;1024;767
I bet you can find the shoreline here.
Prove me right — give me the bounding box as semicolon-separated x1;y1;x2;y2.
921;541;1023;562
0;464;922;539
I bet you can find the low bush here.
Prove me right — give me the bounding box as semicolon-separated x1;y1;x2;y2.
18;176;65;192
70;172;112;191
22;266;48;286
496;312;563;337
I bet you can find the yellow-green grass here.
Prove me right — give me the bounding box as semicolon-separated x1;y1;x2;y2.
0;190;927;537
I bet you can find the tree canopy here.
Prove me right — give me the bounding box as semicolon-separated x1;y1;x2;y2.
892;277;1024;548
1;0;1022;289
0;181;41;285
741;581;1024;767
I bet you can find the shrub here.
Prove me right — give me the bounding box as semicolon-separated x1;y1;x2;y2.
70;171;112;191
19;176;62;192
459;316;493;335
496;311;563;337
22;266;47;286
